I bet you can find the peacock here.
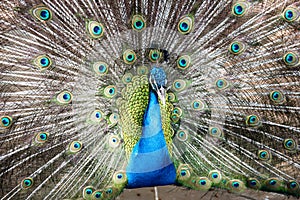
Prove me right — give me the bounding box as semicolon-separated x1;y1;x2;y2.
0;0;299;199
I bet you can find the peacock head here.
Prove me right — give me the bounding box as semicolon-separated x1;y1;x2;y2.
149;67;168;104
149;67;167;91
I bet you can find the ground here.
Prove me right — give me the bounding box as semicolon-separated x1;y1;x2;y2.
117;186;299;200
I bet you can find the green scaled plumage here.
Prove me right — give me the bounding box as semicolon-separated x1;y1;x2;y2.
118;73;149;158
0;0;300;199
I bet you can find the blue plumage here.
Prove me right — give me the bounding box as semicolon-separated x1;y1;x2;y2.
126;89;176;188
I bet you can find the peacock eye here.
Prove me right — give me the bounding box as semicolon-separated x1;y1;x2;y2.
178;16;194;34
282;7;299;22
212;173;218;179
232;2;248;17
113;171;127;185
229;41;245;55
82;186;95;199
69;141;83;153
283;138;296;151
95;112;101;119
269;179;277;185
93;191;103;199
122;73;133;84
33;55;53;70
287;180;299;192
123;49;136;64
171;113;180;123
104;85;117;98
34;132;49;144
86;21;104;39
227;179;245;193
93;61;108;75
250;180;256;186
283;52;299;66
168;92;177;103
177;55;191;70
90;110;104;123
232;181;240;188
177;164;192;180
208;170;222;184
199;179;206;185
191;99;207;111
269;90;285;104
208;126;224;138
265;178;282;191
149;49;162;62
271;91;279;100
257;150;271;161
215;78;229;90
40;57;49;66
132;15;146;31
137;66;148;75
1;116;12;128
40;9;50;20
31;6;52;22
56;91;73;105
172;107;182;117
245;114;261;127
180;170;187;176
247;178;261;189
176;130;188;142
172;79;187;92
39;133;47;140
74;142;81;149
108;135;121;148
106;188;113;194
21;177;33;189
117;174;123;179
86;188;92;194
195;177;212;190
108;113;119;126
290;182;297;188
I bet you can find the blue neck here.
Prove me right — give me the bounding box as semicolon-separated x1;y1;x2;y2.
126;89;176;188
